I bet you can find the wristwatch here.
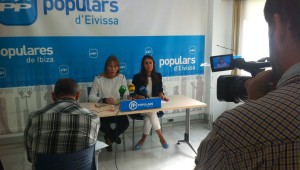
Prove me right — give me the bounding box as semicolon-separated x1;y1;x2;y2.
98;98;104;103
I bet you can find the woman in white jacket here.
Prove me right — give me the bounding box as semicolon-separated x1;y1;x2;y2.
89;55;129;152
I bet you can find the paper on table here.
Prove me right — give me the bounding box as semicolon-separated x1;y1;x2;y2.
161;100;168;104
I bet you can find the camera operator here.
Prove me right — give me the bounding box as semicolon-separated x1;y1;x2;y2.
194;0;299;169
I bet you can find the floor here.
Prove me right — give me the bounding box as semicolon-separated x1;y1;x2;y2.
0;120;211;170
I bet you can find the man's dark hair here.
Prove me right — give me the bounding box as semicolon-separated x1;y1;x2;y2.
264;0;299;42
54;78;78;97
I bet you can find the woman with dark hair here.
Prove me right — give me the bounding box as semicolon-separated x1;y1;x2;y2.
132;55;169;150
89;55;129;152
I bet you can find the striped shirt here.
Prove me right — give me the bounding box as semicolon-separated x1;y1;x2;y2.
195;63;300;170
24;98;100;167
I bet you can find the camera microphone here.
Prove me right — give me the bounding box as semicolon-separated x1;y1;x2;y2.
119;85;126;100
139;86;150;99
216;45;236;53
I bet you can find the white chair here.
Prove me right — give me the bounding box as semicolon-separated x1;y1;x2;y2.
95;140;108;170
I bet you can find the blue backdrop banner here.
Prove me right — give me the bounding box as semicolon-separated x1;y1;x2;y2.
0;35;205;88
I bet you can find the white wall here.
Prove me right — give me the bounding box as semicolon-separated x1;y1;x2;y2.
205;0;235;124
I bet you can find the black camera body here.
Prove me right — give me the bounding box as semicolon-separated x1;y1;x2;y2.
217;75;251;103
210;54;270;103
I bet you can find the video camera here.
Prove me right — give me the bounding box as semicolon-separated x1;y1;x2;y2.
210;54;270;103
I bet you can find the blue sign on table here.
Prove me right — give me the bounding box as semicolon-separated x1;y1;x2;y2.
120;98;161;112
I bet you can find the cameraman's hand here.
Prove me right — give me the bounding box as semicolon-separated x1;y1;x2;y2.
245;70;276;100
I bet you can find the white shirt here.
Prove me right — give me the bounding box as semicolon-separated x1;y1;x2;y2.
146;77;153;97
88;74;129;103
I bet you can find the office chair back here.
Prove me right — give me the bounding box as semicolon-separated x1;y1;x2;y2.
87;87;92;102
35;144;96;170
0;159;3;170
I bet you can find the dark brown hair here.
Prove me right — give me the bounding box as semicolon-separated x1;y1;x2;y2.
264;0;299;42
104;55;120;74
140;55;159;85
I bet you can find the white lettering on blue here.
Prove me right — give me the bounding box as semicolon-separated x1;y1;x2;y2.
137;102;154;107
0;3;31;12
0;45;54;59
159;56;196;68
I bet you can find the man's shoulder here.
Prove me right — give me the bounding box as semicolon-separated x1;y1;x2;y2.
215;92;297;131
77;107;98;117
214;103;258;129
29;104;54;118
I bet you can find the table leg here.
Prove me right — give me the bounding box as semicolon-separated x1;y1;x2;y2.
177;108;197;154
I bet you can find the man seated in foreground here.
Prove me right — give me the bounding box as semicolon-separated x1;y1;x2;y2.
24;78;100;169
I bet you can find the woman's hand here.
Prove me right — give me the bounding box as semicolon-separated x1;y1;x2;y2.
159;93;169;101
105;97;115;105
136;95;145;99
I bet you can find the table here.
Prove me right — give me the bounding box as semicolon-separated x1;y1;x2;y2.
80;95;207;154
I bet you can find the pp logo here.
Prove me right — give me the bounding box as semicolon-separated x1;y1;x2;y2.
189;46;196;54
59;65;69;75
0;68;6;78
145;47;153;55
89;49;98;58
0;0;38;26
129;101;137;110
120;63;127;72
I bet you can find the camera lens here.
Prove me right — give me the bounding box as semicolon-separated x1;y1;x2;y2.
217;75;251;103
232;76;250;103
